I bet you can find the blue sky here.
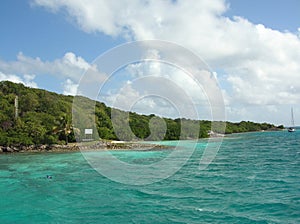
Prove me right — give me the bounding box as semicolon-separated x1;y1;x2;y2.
0;0;299;125
1;0;299;61
0;0;124;61
226;0;300;32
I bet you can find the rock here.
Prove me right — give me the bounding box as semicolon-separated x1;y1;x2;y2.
6;147;13;152
39;145;47;151
20;145;28;151
12;146;19;152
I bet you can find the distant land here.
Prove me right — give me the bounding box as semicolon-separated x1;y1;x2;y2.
0;81;284;152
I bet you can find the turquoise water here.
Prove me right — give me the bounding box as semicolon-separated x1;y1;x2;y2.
1;131;299;223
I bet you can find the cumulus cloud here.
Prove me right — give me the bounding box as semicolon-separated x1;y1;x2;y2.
126;60;209;105
63;78;79;95
29;0;300;124
103;78;196;119
0;71;37;88
33;0;300;107
0;52;99;95
0;52;91;81
96;48;212;119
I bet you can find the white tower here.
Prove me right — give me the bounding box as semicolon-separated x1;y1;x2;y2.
14;95;18;119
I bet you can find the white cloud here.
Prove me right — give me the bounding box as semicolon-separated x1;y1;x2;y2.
62;52;91;71
30;0;300;124
0;52;100;94
4;52;91;81
23;74;38;88
33;0;300;107
0;71;37;88
0;72;23;84
63;78;78;95
101;59;211;119
103;81;181;118
126;60;209;105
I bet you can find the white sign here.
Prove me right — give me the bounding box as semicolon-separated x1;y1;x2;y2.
84;129;93;135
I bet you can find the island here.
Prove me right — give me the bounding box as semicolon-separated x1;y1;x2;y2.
0;81;284;153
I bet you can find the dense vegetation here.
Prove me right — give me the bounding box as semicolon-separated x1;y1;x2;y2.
0;81;283;146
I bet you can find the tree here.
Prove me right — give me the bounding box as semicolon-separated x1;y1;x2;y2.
53;115;73;145
19;92;39;114
0;81;283;147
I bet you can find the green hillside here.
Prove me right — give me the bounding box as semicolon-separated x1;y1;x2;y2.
0;81;283;147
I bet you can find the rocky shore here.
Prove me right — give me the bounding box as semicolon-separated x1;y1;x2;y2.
0;141;171;153
0;144;79;153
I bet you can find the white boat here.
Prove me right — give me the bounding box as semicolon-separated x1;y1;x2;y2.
288;107;296;132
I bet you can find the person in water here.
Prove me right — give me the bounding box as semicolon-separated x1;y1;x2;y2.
46;175;52;179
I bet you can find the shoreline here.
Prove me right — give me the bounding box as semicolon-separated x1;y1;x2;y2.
0;141;173;153
0;129;286;154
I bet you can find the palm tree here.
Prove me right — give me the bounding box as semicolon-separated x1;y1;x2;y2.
53;115;72;145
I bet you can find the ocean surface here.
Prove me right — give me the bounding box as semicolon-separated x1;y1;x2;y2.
0;131;299;223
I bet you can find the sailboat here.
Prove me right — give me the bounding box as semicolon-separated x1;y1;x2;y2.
288;107;296;132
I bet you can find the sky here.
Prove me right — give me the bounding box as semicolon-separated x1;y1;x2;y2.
0;0;299;126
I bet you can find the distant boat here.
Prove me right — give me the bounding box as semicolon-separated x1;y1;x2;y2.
288;107;296;132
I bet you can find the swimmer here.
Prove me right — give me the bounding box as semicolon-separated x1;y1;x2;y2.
46;175;52;179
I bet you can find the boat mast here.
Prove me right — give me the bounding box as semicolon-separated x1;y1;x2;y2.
291;107;295;127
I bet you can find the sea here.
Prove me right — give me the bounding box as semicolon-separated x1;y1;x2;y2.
0;130;299;223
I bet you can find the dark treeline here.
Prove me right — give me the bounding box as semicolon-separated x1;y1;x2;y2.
0;81;283;146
